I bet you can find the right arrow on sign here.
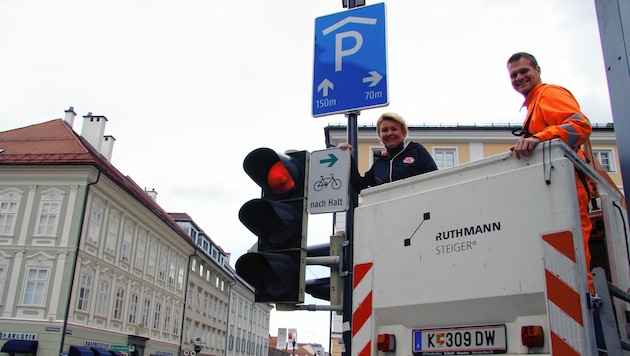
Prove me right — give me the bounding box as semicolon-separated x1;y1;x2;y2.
320;153;338;167
362;71;383;87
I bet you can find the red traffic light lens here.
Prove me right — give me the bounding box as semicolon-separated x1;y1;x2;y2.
268;161;296;195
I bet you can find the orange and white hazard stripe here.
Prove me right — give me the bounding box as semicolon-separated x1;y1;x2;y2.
542;231;593;355
352;262;373;356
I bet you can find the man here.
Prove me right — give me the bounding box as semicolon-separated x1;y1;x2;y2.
507;52;594;292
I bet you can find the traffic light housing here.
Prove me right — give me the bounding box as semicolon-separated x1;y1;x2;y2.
235;148;309;304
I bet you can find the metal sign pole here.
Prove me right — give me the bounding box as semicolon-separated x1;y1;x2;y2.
594;0;630;219
343;5;359;355
343;110;358;356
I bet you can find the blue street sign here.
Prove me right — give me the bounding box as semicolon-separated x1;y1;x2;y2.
312;3;388;117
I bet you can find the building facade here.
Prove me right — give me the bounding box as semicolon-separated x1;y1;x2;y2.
171;213;272;356
325;122;623;191
0;109;270;356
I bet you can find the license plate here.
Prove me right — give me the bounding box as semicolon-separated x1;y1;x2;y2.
412;324;507;355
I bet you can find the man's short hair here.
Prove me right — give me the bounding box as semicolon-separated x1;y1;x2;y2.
507;52;538;68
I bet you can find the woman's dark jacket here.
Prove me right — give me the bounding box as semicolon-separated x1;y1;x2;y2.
350;142;438;193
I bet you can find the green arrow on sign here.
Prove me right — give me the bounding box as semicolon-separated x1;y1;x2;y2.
320;153;338;167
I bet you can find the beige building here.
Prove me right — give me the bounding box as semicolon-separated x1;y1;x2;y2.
324;122;623;190
0;109;270;356
325;121;623;237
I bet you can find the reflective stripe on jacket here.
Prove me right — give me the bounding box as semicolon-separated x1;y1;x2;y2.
526;83;592;148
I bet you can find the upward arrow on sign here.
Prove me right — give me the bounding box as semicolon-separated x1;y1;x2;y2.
320;153;338;167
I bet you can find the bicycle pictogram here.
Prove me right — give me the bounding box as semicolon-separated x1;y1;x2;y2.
313;173;342;191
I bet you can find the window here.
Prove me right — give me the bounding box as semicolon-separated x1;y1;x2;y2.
153;302;162;330
594;149;615;172
77;274;92;311
142;298;151;327
168;258;176;286
433;148;457;169
369;147;385;166
177;260;185;290
105;210;120;255
113;287;125;320
129;293;139;324
0;202;18;236
121;221;134;261
36;201;61;236
163;305;171;332
0;188;22;236
22;268;48;305
148;242;157;276
135;233;146;269
87;199;104;246
173;308;180;334
158;252;167;281
95;280;110;316
0;267;4;295
34;188;64;236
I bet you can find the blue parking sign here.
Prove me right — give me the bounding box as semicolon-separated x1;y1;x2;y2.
312;3;388;117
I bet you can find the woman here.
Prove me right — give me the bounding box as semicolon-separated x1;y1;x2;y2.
340;112;437;193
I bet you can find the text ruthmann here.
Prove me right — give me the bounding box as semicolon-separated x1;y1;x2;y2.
435;222;501;241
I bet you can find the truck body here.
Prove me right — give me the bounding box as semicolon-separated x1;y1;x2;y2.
351;140;629;355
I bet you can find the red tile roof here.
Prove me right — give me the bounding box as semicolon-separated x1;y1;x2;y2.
0;119;194;243
0;119;93;164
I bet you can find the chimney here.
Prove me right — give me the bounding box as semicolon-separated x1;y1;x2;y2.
81;113;107;152
64;106;76;127
145;188;158;201
101;135;116;161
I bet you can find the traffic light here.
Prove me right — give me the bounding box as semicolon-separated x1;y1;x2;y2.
304;232;344;309
235;148;309;304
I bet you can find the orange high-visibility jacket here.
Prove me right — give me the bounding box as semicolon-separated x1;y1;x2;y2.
525;83;592;148
525;83;595;291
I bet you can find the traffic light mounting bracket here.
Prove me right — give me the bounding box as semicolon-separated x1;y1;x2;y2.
276;232;345;313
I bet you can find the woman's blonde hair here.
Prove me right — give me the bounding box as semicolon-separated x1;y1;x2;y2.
376;112;408;139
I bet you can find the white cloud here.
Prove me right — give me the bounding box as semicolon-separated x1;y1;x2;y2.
0;0;614;352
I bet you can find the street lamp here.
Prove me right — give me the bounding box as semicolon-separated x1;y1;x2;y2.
342;0;365;7
341;0;365;8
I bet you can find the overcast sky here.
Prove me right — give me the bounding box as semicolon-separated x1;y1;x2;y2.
0;0;613;352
